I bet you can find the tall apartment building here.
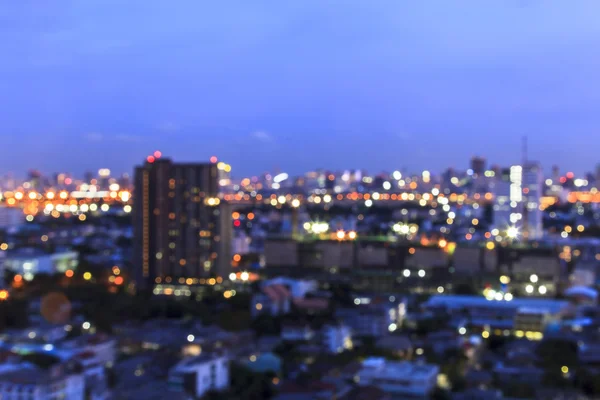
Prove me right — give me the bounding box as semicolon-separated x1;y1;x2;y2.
522;162;543;239
492;166;523;233
133;156;231;289
492;163;543;239
470;156;486;177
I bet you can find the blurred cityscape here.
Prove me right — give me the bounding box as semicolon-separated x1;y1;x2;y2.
0;152;600;399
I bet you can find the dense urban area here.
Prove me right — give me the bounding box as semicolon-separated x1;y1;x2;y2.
1;154;600;399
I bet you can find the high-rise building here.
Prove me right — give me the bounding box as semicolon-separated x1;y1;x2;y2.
492;166;523;233
522;162;543;239
552;165;560;184
470;156;486;177
133;155;232;290
492;163;543;240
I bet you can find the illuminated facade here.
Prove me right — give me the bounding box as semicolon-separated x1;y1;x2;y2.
492;166;523;233
522;162;543;239
492;163;543;239
133;156;231;289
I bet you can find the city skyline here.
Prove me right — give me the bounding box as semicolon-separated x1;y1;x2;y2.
0;152;597;181
2;1;600;175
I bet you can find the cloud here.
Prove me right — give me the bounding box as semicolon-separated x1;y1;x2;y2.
251;131;272;142
85;132;103;141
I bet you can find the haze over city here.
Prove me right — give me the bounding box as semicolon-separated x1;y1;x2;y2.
2;0;600;175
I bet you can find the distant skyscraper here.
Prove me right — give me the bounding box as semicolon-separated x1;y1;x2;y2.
492;163;543;239
522;162;543;239
552;165;560;184
470;156;486;177
27;170;42;190
133;156;232;290
118;173;131;190
84;171;94;185
492;166;523;233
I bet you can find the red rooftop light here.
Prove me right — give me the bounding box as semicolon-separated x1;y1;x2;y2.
154;150;162;159
210;156;218;163
147;155;155;163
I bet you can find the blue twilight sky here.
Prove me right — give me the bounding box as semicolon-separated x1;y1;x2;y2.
1;0;600;178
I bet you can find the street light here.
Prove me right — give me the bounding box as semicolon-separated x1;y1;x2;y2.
506;226;519;239
525;284;534;294
393;223;410;235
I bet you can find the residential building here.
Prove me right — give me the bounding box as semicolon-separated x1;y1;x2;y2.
492;166;523;234
133;156;232;289
321;324;353;354
356;358;439;398
336;303;401;338
0;362;85;400
61;334;117;367
0;206;24;230
513;308;551;333
522;162;543;239
168;354;229;398
470;156;486;177
281;323;315;342
425;295;568;333
1;249;78;281
251;285;291;318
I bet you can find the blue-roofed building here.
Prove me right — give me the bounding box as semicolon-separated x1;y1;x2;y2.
424;295;569;335
425;295;568;314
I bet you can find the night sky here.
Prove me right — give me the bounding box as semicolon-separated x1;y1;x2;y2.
1;1;600;177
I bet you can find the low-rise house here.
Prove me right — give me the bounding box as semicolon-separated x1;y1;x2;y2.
355;358;439;398
281;323;315;342
1;248;78;280
168;354;229;398
252;290;291;318
321;324;353;354
0;360;85;400
62;333;117;367
335;306;392;338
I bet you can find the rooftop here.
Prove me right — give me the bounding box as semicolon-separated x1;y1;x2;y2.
425;295;569;314
360;358;438;379
172;353;226;372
